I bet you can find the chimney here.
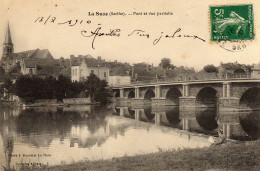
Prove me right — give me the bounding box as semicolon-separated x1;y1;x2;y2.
97;56;101;61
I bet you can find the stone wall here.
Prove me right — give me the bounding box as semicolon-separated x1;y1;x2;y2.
63;97;91;104
179;96;196;108
218;97;239;110
118;98;132;106
231;82;260;98
152;97;165;106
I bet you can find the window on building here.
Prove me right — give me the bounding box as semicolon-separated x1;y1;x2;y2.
75;69;77;76
72;69;74;76
104;72;107;77
29;69;33;74
91;70;94;74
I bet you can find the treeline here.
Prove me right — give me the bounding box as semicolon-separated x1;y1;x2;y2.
1;74;112;104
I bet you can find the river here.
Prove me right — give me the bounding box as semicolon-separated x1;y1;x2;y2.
0;104;259;170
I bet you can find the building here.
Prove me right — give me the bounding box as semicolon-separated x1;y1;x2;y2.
20;57;60;78
1;23;15;72
1;23;61;79
70;55;109;82
251;62;260;78
218;62;251;79
109;67;131;86
59;57;71;78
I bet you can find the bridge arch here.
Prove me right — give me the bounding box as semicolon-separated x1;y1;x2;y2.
144;89;155;101
128;91;135;99
165;87;182;106
114;91;120;98
239;87;260;109
196;87;218;108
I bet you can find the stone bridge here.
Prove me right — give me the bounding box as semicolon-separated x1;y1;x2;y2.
112;78;260;110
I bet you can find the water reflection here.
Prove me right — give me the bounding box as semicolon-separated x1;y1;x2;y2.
144;105;154;122
1;103;260;170
165;106;181;125
0;104;213;169
195;108;218;131
113;106;120;116
158;106;182;129
239;111;260;139
115;103;260;141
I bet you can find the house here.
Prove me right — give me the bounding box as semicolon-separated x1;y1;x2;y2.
109;67;131;86
251;62;260;78
19;53;60;78
218;62;251;79
70;55;109;82
59;57;71;78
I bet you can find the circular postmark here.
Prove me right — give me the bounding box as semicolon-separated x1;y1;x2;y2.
219;41;247;52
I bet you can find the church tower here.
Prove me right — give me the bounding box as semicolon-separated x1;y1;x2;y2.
2;23;14;61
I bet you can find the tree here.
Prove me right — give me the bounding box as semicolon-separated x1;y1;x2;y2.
13;74;112;104
14;75;58;102
84;73;112;104
14;75;36;102
159;58;175;69
203;65;218;73
55;75;73;100
2;77;13;93
0;77;14;98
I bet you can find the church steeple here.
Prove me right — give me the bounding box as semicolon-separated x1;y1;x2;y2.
4;23;13;45
2;22;14;60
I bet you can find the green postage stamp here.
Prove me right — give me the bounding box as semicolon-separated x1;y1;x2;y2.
210;4;254;42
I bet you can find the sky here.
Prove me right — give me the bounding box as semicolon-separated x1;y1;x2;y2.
0;0;260;70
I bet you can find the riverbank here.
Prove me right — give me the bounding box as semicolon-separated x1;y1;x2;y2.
0;97;97;108
29;140;260;171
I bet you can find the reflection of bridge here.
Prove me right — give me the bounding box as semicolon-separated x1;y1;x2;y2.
114;105;259;139
112;78;260;110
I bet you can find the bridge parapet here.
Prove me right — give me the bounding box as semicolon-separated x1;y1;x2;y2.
112;77;258;88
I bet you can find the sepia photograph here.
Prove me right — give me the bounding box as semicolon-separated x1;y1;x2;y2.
0;0;259;170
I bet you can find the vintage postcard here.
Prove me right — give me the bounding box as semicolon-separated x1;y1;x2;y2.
0;0;259;170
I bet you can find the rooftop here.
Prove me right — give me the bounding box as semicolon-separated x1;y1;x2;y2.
71;55;108;67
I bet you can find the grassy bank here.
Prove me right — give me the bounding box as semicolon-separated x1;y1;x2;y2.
29;140;260;171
